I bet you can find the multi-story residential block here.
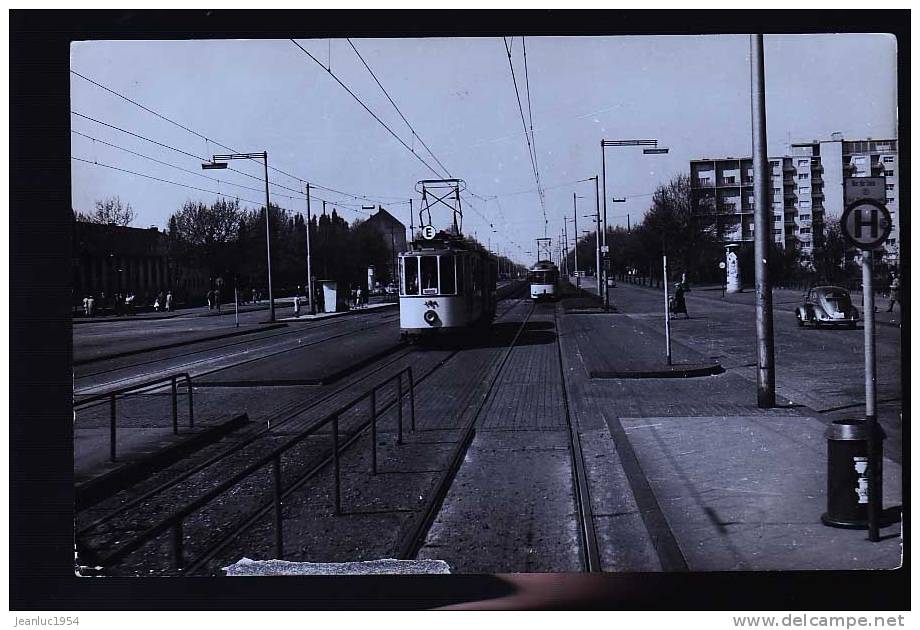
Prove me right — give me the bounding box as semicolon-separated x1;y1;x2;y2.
690;137;899;266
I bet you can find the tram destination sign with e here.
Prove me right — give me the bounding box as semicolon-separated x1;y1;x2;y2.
840;198;892;251
420;225;436;240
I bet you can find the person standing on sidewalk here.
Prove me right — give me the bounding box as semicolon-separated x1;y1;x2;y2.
887;274;900;312
165;290;173;312
293;292;301;317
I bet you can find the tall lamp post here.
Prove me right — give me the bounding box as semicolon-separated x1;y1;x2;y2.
305;183;315;315
601;139;669;310
204;152;275;322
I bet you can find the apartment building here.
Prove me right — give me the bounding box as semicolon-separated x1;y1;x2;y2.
690;137;900;265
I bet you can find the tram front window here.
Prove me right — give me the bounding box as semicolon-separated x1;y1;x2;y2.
402;256;419;295
421;256;438;295
439;255;456;295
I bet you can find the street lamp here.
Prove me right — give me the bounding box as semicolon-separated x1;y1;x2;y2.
203;152;275;322
601;139;669;310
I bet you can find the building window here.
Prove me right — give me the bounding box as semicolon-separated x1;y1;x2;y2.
882;155;894;162
773;229;782;235
886;184;894;191
798;173;808;180
800;200;811;208
886;239;896;245
773;214;782;222
797;159;809;167
800;228;811;235
799;214;811;221
884;170;894;177
887;197;895;204
801;241;811;248
799;187;810;195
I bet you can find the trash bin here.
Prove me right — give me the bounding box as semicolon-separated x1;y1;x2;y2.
821;419;884;529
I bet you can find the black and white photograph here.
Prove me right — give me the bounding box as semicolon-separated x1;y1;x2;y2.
10;9;909;615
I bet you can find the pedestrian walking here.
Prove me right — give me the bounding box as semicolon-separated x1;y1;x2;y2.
887;274;900;312
672;282;689;319
293;293;301;317
82;296;89;317
165;290;173;312
206;289;214;310
356;286;363;309
87;295;95;317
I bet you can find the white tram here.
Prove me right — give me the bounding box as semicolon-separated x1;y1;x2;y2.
399;231;497;341
529;260;559;301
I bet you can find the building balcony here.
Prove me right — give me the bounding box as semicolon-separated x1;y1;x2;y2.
692;179;715;188
783;164;796;172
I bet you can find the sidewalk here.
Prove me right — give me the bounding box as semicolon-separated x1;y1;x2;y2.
558;298;903;571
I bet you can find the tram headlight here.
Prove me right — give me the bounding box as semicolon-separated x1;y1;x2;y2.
423;310;439;325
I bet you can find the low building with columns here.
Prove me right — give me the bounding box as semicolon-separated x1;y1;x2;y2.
72;220;208;308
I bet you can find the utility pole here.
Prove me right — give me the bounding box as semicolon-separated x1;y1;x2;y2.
572;194;580;283
751;34;776;408
601;143;609;309
593;175;601;297
305;183;315;315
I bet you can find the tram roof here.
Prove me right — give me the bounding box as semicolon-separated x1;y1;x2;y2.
530;260;558;271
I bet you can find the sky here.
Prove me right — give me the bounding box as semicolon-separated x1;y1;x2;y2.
70;34;897;264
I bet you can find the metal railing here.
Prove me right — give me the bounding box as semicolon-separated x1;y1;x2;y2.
74;373;194;462
94;366;415;573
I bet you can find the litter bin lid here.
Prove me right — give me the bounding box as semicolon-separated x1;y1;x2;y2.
824;418;873;441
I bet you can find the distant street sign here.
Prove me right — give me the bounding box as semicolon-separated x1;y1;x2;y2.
841;199;892;250
844;177;886;206
420;225;436;240
600;245;609;253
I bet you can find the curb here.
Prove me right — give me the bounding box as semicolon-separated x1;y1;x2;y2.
590;362;724;379
75;413;250;511
74;323;288;365
279;302;398;322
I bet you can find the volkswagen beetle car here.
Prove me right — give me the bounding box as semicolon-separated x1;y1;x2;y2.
795;286;859;328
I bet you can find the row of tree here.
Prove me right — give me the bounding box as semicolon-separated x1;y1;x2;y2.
164;199;398;297
564;174;896;288
76;195;526;302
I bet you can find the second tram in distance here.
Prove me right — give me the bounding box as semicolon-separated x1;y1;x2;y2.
529;260;559;301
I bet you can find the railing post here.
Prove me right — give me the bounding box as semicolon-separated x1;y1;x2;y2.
370;389;377;475
273;455;283;559
332;414;341;515
396;372;404;445
408;368;416;432
109;393;117;462
186;374;194;429
172;520;184;570
171;376;178;435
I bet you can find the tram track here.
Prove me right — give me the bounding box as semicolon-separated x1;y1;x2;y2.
553;306;601;572
397;299;537;560
77;291;531;575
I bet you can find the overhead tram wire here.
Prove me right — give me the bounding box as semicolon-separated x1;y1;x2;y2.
70;69;404;207
73;156;268;208
522;37;546;210
346;38;452;179
289;39;445;180
502;36;548;237
70;111;371;214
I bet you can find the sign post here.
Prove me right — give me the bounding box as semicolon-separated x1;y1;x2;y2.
719;261;727;298
663;253;671;366
840;196;892;543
